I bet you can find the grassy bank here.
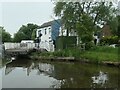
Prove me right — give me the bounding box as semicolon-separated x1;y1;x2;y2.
80;46;119;63
31;46;119;63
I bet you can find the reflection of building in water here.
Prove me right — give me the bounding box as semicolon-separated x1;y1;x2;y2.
91;71;108;86
5;67;15;75
5;60;33;75
38;63;54;74
5;60;54;76
30;62;54;76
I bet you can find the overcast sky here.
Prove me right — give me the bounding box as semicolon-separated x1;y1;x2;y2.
1;1;55;37
0;0;120;37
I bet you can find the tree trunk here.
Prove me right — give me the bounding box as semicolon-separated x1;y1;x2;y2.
66;29;69;36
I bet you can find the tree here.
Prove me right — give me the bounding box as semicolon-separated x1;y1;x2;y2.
31;29;37;40
118;16;120;36
13;23;39;42
0;26;12;43
54;1;117;43
13;32;27;42
108;16;118;35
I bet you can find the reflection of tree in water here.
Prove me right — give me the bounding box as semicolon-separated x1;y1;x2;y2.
51;63;119;88
50;63;93;88
5;59;32;75
5;59;55;76
4;60;120;88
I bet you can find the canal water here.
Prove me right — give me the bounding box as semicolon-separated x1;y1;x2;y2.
0;58;120;89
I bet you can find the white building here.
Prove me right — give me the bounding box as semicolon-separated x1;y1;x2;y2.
36;20;77;51
36;21;53;43
36;20;77;43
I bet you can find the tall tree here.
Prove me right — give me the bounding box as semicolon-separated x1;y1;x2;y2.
13;23;39;42
54;1;117;43
118;16;120;36
108;16;118;35
0;26;12;43
31;29;37;40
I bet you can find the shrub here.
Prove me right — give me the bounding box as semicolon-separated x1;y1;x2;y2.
100;36;119;45
85;42;95;50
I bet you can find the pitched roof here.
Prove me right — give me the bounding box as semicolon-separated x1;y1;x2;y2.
39;21;54;28
39;19;61;28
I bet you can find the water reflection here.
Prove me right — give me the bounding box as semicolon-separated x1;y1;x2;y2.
91;71;108;88
2;59;120;89
5;59;56;77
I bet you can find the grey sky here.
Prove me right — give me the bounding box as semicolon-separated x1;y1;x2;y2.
1;2;55;37
119;1;120;13
1;0;120;37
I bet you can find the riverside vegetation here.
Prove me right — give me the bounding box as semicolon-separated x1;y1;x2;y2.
31;46;119;66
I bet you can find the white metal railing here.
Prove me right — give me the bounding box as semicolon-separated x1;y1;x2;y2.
20;43;35;49
4;43;20;50
39;41;54;52
4;43;35;50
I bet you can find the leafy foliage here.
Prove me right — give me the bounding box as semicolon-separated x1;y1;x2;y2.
100;36;119;45
32;46;118;62
118;16;120;36
13;23;39;42
0;27;12;43
54;1;117;43
31;29;37;40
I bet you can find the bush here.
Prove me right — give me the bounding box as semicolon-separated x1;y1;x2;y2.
100;36;119;45
85;42;95;50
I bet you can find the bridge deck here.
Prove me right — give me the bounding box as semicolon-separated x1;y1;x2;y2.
5;48;48;56
6;49;29;52
4;42;54;56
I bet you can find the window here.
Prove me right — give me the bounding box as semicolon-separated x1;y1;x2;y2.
38;30;41;36
45;29;47;35
49;27;51;34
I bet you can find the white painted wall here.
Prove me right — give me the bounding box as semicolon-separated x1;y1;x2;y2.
36;25;78;51
37;25;77;41
36;26;52;42
59;28;77;36
21;40;34;43
59;27;67;36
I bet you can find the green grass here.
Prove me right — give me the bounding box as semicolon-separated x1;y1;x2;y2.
80;46;119;62
80;51;118;62
31;46;119;63
90;46;118;54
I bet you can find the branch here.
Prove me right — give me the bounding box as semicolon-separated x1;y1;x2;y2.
93;12;99;25
86;2;92;14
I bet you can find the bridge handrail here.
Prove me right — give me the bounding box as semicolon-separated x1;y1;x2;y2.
4;42;54;52
40;41;54;52
40;41;50;51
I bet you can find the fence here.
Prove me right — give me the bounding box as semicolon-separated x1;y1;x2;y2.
4;43;35;50
4;42;54;52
